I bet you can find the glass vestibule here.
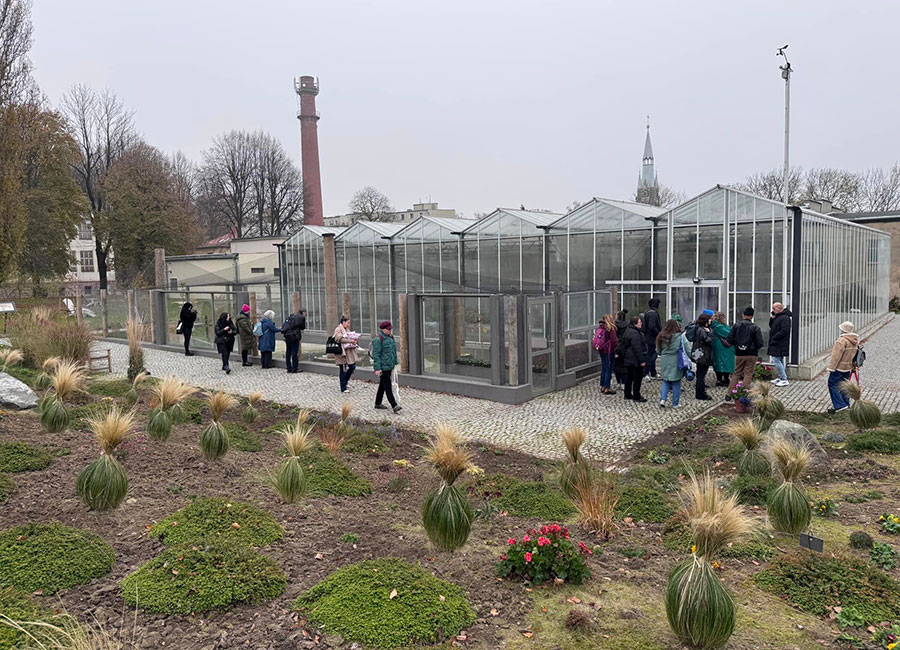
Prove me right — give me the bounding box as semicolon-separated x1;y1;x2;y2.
279;225;344;331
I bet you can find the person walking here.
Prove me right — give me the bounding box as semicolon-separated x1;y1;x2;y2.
281;308;306;374
613;309;629;387
178;302;197;356
643;298;662;379
768;302;792;387
235;304;254;367
691;313;714;401
593;314;618;395
726;307;764;398
711;311;734;386
214;313;236;374
826;321;859;414
258;310;279;369
616;315;646;402
657;319;684;408
372;321;402;413
332;315;358;393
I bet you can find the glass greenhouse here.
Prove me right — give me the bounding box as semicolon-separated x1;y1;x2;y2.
278;225;344;331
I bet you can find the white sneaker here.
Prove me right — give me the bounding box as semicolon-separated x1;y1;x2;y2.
770;378;779;383
673;404;683;409
659;400;666;408
776;379;789;387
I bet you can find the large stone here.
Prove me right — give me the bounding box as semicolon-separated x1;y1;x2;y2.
0;372;39;410
768;419;830;469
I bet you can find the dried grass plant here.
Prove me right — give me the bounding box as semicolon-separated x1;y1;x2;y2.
274;414;314;503
75;407;135;511
147;377;194;442
242;391;264;423
724;418;769;476
840;380;882;432
422;423;473;551
766;438;812;534
40;361;88;433
0;347;24;372
201;389;236;460
320;403;352;455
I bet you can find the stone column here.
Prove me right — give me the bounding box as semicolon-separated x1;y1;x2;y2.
397;293;409;373
323;234;339;331
154;248;167;289
75;292;84;326
505;295;518;386
249;292;259;356
292;291;301;314
342;292;351;322
100;289;108;337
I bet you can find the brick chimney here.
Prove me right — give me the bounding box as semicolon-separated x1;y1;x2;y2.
294;76;324;226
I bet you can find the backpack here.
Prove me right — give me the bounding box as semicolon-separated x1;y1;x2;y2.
690;337;712;366
853;344;866;369
733;321;753;352
282;315;299;342
252;321;263;337
684;323;697;342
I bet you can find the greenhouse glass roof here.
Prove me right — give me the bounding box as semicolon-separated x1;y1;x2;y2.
549;198;666;232
460;208;562;237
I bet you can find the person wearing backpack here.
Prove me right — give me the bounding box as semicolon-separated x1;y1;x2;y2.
711;312;734;386
258;310;279;369
768;302;792;387
372;320;402;413
235;304;255;367
826;321;860;414
593;314;618;395
726;306;765;397
281;308;306;374
691;313;714;400
616;315;647;402
642;298;662;379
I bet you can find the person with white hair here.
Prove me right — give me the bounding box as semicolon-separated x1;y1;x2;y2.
826;321;859;414
258;309;279;369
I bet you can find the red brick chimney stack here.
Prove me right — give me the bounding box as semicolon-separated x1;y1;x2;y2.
294;75;324;226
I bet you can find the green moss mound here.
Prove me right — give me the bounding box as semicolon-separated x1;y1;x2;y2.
170;397;204;424
720;540;777;561
847;429;900;453
0;523;115;594
0;442;53;473
149;498;283;547
755;551;900;625
69;401;114;430
466;474;574;520
223;423;262;452
615;485;675;523
0;586;55;648
298;447;372;497
86;379;132;398
293;557;476;649
729;474;776;506
0;474;16;503
120;541;285;614
343;431;389;454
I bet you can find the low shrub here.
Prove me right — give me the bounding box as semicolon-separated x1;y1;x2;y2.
120;541;285;614
871;542;898;570
719;540;777;561
497;525;592;585
8;312;93;367
466;474;575;521
293;557;476;649
754;551;900;625
0;586;59;649
170;397;204;424
646;449;669;465
0;523;115;594
880;513;900;534
615;485;675;523
344;431;388;454
729;474;776;507
849;531;874;550
622;463;685;493
813;496;839;518
223;423;262;452
86;378;132;398
847;430;900;454
340;533;358;545
845;490;884;504
618;545;648;559
149;498;284;547
0;442;53;473
298;446;372;497
386;476;409;493
0;474;15;502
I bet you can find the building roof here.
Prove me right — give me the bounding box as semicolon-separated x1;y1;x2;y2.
393;216;476;240
595;197;666;219
834;210;900;223
303;225;346;236
494;208;562;227
334;220;406;242
166;253;237;261
198;231;236;249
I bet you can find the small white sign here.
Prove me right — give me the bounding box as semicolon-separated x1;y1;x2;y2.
0;302;16;313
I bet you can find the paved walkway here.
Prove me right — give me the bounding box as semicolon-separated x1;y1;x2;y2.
103;315;897;461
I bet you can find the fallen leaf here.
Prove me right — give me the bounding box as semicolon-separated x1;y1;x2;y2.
566;597;581;604
490;608;499;616
314;553;323;560
231;523;241;529
389;589;398;599
523;632;533;638
439;595;445;602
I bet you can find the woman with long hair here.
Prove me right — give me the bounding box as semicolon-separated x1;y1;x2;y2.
692;313;714;400
593;313;618;395
178;302;197;356
616;315;646;402
214;312;236;374
613;309;629;387
711;311;734;386
656;318;684;408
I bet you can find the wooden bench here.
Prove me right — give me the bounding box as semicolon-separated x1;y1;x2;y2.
89;348;112;373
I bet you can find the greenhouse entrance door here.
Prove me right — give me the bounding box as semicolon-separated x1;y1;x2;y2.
667;281;725;321
528;296;556;395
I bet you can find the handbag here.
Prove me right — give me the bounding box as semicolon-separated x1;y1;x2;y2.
691;339;712;366
253;321;263;337
325;336;342;355
176;320;183;335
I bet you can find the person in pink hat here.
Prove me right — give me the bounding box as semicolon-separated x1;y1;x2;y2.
235;304;255;367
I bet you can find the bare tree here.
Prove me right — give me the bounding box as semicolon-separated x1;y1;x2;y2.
248;131;304;236
197;130;256;238
632;184;686;208
0;0;32;108
349;186;393;222
859;164;900;212
60;85;137;290
736;167;805;205
169;151;196;206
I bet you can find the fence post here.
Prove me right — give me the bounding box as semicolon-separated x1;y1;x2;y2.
368;286;376;336
505;295;518;386
397;292;409;373
342;292;351;325
126;290;134;323
100;289;108;337
292;291;300;314
323;234;339;330
490;295;503;385
75;292;84;326
154;248;167;289
249;291;259;356
148;289;155;342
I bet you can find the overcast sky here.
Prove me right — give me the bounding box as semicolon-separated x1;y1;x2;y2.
29;1;900;218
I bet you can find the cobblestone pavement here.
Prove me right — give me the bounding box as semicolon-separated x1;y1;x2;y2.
102;315;897;461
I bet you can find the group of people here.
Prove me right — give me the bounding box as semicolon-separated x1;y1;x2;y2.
177;302;402;413
593;299;794;408
179;302;306;375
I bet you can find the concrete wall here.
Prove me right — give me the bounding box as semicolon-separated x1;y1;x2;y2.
860;221;900;298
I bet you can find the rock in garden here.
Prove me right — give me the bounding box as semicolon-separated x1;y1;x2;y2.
0;372;38;410
768;420;830;468
820;432;846;443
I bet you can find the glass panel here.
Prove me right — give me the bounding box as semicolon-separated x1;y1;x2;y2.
463;240;479;289
479;237;499;291
422;296;492;383
569;233;593;290
596;231;621;286
672;228;696;279
670;286;694;323
548;235;567;290
499;237;520;291
622;230;652;281
698;224;723;279
521;237;544;291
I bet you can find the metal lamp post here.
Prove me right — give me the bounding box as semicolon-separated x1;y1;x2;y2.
777;45;792;308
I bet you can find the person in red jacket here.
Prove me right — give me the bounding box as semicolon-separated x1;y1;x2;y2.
593;313;618;395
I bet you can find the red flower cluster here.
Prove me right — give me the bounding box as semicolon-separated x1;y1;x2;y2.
495;523;591;585
537;536;551;547
538;524;569;539
577;541;593;556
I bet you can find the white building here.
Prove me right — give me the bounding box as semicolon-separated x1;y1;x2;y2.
165;235;286;289
66;220;115;296
323;202;458;228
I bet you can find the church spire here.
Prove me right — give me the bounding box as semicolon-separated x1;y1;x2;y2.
637;116;660;206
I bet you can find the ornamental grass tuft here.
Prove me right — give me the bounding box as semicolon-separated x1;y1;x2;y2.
34;356;60;390
766;437;812;535
201;389;236;460
39;360;87;433
0;348;24;373
725;417;770;476
320;403;351;454
558;426;590;498
125;370;148;406
840;380;882;432
665;472;751;649
752;383;785;430
147;376;194;441
125;319;146;383
242;390;263;423
274;413;313;503
422;423;473;552
75;406;134;511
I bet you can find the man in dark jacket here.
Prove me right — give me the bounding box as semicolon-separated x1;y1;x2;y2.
768;302;792;387
726;306;765;397
281;309;306;374
372;320;401;413
643;298;662;379
616;316;647;402
613;310;629;386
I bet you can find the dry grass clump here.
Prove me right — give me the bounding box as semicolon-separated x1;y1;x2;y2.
9;307;93;367
0;614;124;650
573;464;619;541
725;418;770;477
35;356;61;390
201;389;236;460
275;413;314;503
0;348;24;372
75;407;135;511
320;403;352;455
146;377;194;442
840;380;882;432
242;391;264;423
766;438;811;535
422;424;473;551
665;472;751;649
40;360;88;433
124;371;147;406
125;320;146;383
753;383;785;430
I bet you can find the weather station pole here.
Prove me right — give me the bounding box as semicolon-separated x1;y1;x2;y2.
777;45;792;309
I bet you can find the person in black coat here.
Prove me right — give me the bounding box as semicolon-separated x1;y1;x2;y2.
613;309;629;386
179;302;197;356
768;303;792;386
692;313;714;400
643;298;662;379
214;312;236;374
616;315;647;402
